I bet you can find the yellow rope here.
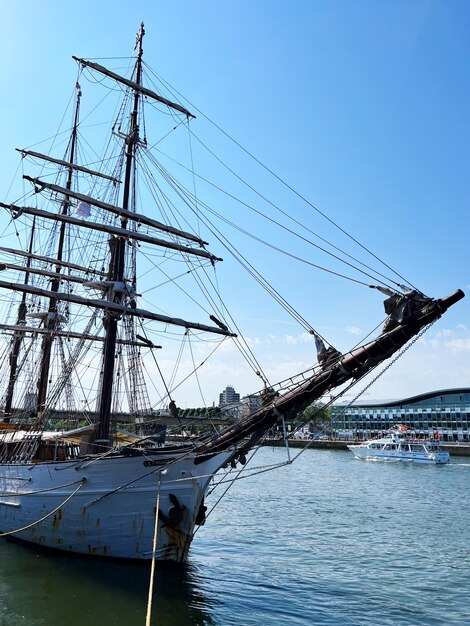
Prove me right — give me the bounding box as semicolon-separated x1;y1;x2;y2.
145;472;161;626
0;478;86;537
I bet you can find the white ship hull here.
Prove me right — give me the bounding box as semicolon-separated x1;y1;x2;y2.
0;449;232;562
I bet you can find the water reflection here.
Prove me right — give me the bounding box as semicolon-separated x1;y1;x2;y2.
2;449;470;626
0;538;217;626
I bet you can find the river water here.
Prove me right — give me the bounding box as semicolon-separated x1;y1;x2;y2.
1;447;469;625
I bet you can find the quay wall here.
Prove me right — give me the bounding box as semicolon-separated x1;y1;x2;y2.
263;439;470;457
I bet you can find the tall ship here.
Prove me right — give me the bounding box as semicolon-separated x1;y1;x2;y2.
0;25;464;562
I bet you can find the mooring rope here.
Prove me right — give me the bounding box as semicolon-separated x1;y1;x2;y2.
181;460;291;490
0;475;31;481
145;472;162;626
0;477;87;497
0;478;86;537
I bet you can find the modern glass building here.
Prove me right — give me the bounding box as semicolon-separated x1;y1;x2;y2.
332;388;470;441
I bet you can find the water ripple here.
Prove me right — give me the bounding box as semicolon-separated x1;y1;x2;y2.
0;448;469;624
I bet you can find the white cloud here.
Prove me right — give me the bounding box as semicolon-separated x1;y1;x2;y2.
356;324;470;401
425;326;470;353
284;332;312;345
346;326;362;336
139;322;470;407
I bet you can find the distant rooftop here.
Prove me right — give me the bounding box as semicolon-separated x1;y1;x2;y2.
333;387;470;408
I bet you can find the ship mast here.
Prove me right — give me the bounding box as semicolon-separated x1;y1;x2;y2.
96;23;145;448
35;83;82;415
1;24;231;442
2;223;36;422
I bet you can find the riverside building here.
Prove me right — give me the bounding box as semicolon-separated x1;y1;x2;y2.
218;385;240;407
332;388;470;442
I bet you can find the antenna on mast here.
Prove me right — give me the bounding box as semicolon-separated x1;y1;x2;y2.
135;22;145;51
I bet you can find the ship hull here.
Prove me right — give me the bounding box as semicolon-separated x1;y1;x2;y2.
0;449;232;562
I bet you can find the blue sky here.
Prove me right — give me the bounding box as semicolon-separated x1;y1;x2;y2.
0;0;468;405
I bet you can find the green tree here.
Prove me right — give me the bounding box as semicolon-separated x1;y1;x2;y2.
301;402;331;426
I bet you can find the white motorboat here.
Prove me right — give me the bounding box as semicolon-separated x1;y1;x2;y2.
348;427;450;464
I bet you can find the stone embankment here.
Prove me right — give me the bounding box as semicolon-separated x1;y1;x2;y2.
264;438;470;456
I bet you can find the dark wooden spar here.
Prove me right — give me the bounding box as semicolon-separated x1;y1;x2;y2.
195;288;464;461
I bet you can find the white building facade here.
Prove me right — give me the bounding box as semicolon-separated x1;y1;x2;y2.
332;388;470;442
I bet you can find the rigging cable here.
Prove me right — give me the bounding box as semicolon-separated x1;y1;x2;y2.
142;63;418;291
137;154;279;375
186;117;201;237
137;63;405;292
186;128;402;291
147;153;384;313
141;154;339;343
149;148;399;292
